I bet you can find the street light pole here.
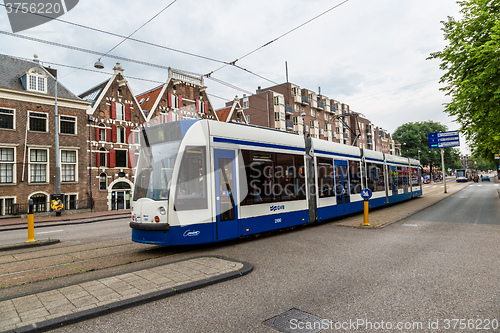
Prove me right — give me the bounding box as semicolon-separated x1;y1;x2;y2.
54;74;61;216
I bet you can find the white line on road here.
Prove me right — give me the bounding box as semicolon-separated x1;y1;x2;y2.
37;230;63;234
402;223;419;227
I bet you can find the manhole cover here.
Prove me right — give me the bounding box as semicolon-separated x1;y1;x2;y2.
263;308;325;332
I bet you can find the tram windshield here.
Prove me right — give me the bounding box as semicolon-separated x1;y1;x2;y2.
133;140;180;201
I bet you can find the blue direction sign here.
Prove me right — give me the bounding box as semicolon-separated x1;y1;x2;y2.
428;131;460;149
360;188;372;200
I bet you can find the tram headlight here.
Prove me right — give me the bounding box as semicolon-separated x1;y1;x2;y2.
158;206;166;216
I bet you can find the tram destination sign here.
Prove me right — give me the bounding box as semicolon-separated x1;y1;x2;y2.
428;131;460;149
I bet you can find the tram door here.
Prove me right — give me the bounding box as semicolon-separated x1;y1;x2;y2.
334;160;350;214
214;149;239;241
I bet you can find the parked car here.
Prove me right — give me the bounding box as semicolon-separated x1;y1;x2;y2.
481;175;490;182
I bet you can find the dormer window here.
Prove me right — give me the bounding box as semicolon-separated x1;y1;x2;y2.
21;68;48;94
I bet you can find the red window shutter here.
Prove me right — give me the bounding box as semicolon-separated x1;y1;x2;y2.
125;104;131;121
111;101;116;119
126;127;131;143
167;92;172;107
128;150;135;168
204;101;209;114
178;95;183;108
96;152;100;167
196;99;200;112
167;111;172;122
109;149;116;168
106;128;111;142
95;127;100;141
111;124;117;143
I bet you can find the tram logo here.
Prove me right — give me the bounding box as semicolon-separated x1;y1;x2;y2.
183;230;201;237
270;205;285;212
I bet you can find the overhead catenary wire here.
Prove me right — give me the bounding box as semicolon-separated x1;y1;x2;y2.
207;0;350;76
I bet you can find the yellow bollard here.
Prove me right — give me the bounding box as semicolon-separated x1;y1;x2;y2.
27;199;35;242
363;200;370;226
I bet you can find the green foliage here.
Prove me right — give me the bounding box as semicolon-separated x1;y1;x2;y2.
428;0;500;162
393;121;461;168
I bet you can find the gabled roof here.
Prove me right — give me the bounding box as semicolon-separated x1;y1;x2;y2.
0;54;81;100
215;106;232;122
78;79;109;107
136;85;164;114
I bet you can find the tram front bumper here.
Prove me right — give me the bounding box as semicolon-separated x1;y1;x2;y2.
130;222;171;231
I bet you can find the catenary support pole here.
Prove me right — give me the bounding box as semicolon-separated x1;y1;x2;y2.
441;148;447;193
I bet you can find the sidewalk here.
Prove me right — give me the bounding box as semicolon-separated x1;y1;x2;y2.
0;210;130;231
336;180;471;228
0;256;253;332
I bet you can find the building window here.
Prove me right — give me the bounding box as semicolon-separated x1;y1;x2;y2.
29;149;48;183
64;194;77;210
0;147;14;184
99;123;106;141
99;173;107;190
311;109;315;117
116;102;125;120
117;126;126;143
0;108;14;129
60;115;76;134
29;111;48;132
243;99;249;108
99;148;106;167
25;68;48;93
115;150;127;167
0;197;15;216
61;150;77;182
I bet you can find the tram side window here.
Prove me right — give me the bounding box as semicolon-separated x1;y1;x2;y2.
241;150;305;206
366;163;385;192
411;168;421;186
317;158;335;198
390;166;399;195
174;147;207;211
401;167;409;193
397;167;406;191
349;160;362;194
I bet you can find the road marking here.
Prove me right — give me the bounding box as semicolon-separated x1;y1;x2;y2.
37;230;63;234
402;223;419;227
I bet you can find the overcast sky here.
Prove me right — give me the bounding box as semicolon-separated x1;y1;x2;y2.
0;0;468;152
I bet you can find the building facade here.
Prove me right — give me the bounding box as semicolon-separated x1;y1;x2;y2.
79;63;146;212
0;54;90;215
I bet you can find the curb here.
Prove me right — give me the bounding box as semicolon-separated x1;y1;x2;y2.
0;239;61;252
8;256;253;333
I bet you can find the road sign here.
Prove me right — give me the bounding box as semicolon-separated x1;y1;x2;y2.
360;188;372;200
495;154;499;160
428;131;460;149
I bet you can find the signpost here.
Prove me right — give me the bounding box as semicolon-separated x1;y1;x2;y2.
428;131;460;194
361;188;372;226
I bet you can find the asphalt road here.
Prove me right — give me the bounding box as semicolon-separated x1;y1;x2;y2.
51;182;500;332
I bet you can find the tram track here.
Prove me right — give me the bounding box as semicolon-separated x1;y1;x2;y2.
0;239;176;289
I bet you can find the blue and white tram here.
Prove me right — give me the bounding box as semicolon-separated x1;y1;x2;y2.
130;120;422;246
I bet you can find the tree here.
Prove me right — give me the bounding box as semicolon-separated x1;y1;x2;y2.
393;121;461;170
429;0;500;162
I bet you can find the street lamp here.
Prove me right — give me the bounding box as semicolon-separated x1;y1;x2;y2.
418;150;421;162
54;73;61;216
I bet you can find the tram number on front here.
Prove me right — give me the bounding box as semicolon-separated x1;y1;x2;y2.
275;218;282;224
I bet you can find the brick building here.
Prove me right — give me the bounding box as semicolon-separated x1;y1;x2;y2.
136;68;218;125
0;54;91;215
79;63;146;212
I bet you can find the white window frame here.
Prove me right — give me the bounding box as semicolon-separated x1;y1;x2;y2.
243;98;249;109
132;128;140;144
98;123;106;142
64;193;78;210
0;196;16;216
28;147;49;184
59;115;77;135
117;126;126;143
26;68;48;94
61;149;78;182
116;102;125;120
28;111;48;132
0;108;15;130
0;146;16;184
